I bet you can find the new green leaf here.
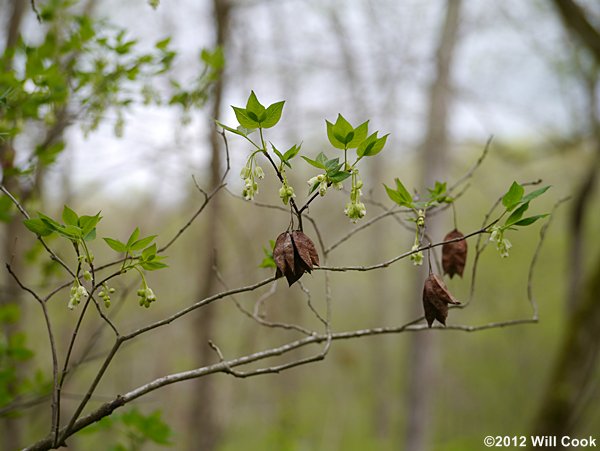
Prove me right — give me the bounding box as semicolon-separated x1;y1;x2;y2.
261;101;285;128
103;237;127;253
521;185;551;204
513;214;549;227
62;205;79;226
232;106;260;129
502;181;524;211
23;218;53;236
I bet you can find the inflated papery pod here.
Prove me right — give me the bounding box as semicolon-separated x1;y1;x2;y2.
442;229;467;278
422;274;460;327
273;230;319;286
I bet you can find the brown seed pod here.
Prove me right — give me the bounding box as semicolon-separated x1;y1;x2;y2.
442;229;467;278
273;231;320;286
422;273;460;327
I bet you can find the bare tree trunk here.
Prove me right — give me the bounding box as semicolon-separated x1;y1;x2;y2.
1;2;27;449
532;2;600;439
187;1;230;450
404;2;462;450
532;253;600;442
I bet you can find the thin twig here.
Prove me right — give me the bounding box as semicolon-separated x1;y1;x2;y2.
216;269;315;336
297;280;327;328
0;184;73;276
159;182;226;253
448;135;493;193
24;310;543;451
6;265;60;445
123;276;278;340
325;207;403;255
31;0;42;22
317;225;491;273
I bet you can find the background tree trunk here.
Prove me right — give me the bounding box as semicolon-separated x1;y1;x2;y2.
1;2;27;448
532;0;600;440
404;1;462;450
187;0;230;449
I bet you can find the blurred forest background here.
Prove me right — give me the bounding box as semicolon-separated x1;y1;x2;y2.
1;0;600;450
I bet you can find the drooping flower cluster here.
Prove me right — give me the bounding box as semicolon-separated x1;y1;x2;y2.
240;156;264;201
98;283;116;308
307;173;329;197
344;169;366;222
68;282;88;310
279;172;296;205
137;286;157;308
489;225;512;258
410;244;424;266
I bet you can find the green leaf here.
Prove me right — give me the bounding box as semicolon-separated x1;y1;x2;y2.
259;240;276;269
316;152;328;166
0;304;20;324
326;120;344;149
301;156;326;170
83;228;96;242
79;213;101;236
505;202;530;227
23;218;53;236
513;214;549;227
200;46;224;70
384;178;414;208
427;181;449;203
130;235;157;251
384;184;404;206
245;91;266;120
140;260;168;271
328;170;351;183
155;37;171;50
121;409;173;445
215;121;248;138
38;213;62;232
0;195;14;222
142;243;157;260
395;178;413;204
357;132;377;157
56;225;82;240
271;144;285;163
126;228;141;247
103;237;127;253
347;120;369;149
324;157;341;173
521;185;551;204
261;100;285;128
283;143;301;161
232;106;260;129
326;114;354;149
502;181;524;211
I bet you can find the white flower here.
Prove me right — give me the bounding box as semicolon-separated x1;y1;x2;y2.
344;201;366;222
410;244;424;266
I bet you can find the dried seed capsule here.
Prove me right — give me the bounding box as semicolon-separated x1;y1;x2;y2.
442;229;467;278
273;230;320;286
422;274;461;327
